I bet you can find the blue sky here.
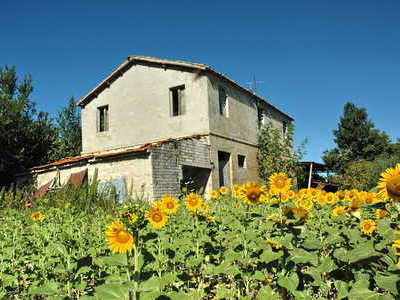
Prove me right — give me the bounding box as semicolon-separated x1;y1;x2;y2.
2;0;399;162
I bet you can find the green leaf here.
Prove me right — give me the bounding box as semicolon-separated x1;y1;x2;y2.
305;267;323;286
334;280;349;300
375;273;399;295
289;248;318;265
261;250;284;263
94;283;130;300
96;254;127;266
348;243;380;263
348;287;381;300
278;272;299;293
333;248;349;263
28;281;59;295
318;256;337;273
302;237;322;250
257;286;275;299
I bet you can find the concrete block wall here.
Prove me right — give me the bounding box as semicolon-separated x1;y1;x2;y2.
150;137;211;199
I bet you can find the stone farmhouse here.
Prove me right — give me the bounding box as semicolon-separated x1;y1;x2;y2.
30;56;293;200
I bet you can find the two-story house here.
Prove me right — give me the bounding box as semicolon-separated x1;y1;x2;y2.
30;56;293;200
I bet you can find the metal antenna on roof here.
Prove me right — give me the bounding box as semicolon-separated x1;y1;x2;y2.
246;75;264;93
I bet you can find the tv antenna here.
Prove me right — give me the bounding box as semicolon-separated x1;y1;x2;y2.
246;75;264;92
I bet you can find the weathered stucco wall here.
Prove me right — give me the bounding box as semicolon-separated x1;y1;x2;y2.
33;153;154;200
209;134;260;189
81;63;210;154
206;74;292;146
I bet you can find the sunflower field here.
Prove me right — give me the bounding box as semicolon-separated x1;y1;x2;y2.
1;166;400;299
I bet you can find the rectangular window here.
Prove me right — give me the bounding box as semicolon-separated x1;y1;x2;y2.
282;121;287;136
238;154;246;168
257;107;264;128
170;85;185;116
218;86;228;116
97;105;109;132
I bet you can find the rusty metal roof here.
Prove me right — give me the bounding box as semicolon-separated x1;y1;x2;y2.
76;55;294;121
29;133;208;171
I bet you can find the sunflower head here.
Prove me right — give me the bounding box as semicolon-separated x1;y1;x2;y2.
160;195;180;214
378;165;400;202
241;182;264;204
219;186;229;195
146;208;169;229
184;193;204;211
266;239;283;249
360;219;376;235
331;206;348;217
31;212;45;221
375;208;389;220
105;220;134;254
209;190;220;199
269;173;292;194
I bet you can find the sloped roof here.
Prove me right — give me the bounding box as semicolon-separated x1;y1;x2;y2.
77;55;293;121
30;133;208;171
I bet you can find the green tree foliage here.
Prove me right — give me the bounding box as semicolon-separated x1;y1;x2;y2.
52;96;81;160
257;122;305;183
0;66;57;186
323;102;391;173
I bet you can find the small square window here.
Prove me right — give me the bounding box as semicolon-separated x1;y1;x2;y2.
218;86;228;116
170;85;185;116
97;105;109;132
238;154;246;168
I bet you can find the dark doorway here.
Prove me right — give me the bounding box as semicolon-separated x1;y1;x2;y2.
181;165;211;195
218;151;231;187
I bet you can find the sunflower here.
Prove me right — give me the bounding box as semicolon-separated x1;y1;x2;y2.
360;219;376;235
360;192;378;205
393;240;400;249
331;206;348;217
160;195;179;214
241;182;264;204
269;173;292;194
122;210;139;224
219;186;229;195
105;220;134;254
266;239;283;249
146;208;169;229
286;206;310;219
378;164;400;202
184;193;204;211
336;190;347;201
375;209;389;220
298;198;313;211
209;190;220;199
324;193;337;205
31;212;45;221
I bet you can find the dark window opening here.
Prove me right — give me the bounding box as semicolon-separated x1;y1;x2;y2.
218;87;227;116
170;85;185;116
282;121;287;136
181;165;211;195
98;105;109;132
257;107;264;128
238;155;246;168
218;151;231;187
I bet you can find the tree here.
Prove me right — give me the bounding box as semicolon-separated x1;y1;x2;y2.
322;102;390;173
257;122;305;183
53;97;81;160
0;66;57;186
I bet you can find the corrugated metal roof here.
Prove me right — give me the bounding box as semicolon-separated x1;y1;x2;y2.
77;55;294;121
